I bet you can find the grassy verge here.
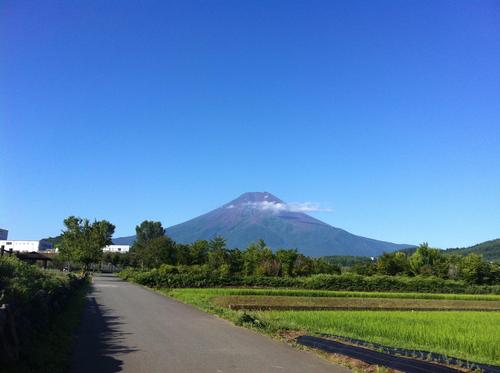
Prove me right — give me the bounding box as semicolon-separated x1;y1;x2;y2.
10;282;89;373
214;295;500;311
165;288;500;366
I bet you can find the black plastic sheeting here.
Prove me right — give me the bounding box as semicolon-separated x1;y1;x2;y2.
297;336;500;373
315;334;500;373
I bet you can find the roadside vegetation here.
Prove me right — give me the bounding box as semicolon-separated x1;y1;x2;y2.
0;255;89;372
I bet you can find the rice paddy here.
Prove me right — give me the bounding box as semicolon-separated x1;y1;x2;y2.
167;287;500;301
255;310;500;365
214;295;500;311
165;288;500;366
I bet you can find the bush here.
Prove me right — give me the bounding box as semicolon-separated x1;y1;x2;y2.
0;256;88;366
117;266;500;294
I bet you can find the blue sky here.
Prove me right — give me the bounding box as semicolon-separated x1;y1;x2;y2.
1;1;499;248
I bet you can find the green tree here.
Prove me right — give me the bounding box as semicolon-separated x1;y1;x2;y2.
134;220;165;245
255;246;278;276
176;244;192;265
207;236;229;270
131;220;169;268
293;254;314;276
276;249;299;277
409;243;445;276
459;253;496;285
190;240;209;265
242;239;273;276
311;258;341;275
59;216;115;272
377;252;410;275
228;248;244;274
134;236;176;268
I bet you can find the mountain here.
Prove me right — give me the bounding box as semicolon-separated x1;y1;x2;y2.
114;192;413;257
444;239;500;262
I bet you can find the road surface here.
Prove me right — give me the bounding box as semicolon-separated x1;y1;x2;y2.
71;274;349;373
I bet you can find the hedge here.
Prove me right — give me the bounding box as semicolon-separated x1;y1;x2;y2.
0;255;89;366
118;267;500;294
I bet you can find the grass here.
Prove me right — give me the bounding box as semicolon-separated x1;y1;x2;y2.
165;288;500;366
167;287;500;301
255;310;500;366
214;295;500;311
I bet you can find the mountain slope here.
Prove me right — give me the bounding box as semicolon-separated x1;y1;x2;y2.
445;239;500;262
114;192;412;257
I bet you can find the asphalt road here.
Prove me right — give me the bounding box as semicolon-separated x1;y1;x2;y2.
71;274;349;373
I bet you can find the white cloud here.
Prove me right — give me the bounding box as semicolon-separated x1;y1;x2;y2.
230;201;332;213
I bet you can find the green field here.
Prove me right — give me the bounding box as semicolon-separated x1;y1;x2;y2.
255;310;500;365
167;287;500;301
165;288;500;366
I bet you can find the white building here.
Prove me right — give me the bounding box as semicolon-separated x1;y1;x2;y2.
0;239;53;252
0;229;8;240
102;245;130;253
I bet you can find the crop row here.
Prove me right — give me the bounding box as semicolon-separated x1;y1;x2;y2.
167;288;500;301
213;295;500;311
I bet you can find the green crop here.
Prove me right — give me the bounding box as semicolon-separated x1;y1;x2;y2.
256;310;500;365
168;288;500;301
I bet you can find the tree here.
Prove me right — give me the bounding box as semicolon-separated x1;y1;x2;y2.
228;248;244;274
242;240;272;276
458;253;497;285
207;236;229;270
409;243;443;276
176;244;192;265
377;252;410;275
276;249;299;277
131;220;169;268
134;220;165;245
190;240;209;265
293;254;314;276
311;258;341;275
134;236;176;268
59;216;115;272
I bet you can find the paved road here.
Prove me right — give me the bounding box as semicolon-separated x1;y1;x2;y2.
72;274;349;373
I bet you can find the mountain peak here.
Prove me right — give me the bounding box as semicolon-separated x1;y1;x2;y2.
226;192;284;206
114;191;413;256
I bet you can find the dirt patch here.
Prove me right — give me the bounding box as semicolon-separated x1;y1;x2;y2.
214;295;500;311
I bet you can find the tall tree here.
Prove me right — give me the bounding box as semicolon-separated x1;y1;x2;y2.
134;236;176;268
276;249;299;277
207;236;229;270
59;216;115;272
135;220;166;245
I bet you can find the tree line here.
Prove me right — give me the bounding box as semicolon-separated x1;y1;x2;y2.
56;217;499;285
123;221;340;277
340;243;499;285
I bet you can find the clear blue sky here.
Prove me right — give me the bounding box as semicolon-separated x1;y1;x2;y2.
1;1;499;248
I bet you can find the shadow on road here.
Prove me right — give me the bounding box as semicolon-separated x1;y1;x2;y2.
72;287;138;373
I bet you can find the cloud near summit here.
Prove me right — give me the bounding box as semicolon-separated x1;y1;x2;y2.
227;201;332;213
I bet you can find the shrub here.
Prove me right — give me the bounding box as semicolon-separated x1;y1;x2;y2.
0;256;88;366
118;266;500;294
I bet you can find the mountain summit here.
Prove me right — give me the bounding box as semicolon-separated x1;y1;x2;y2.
114;192;412;256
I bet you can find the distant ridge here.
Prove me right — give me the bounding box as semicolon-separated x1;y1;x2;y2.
114;192;413;257
445;239;500;262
